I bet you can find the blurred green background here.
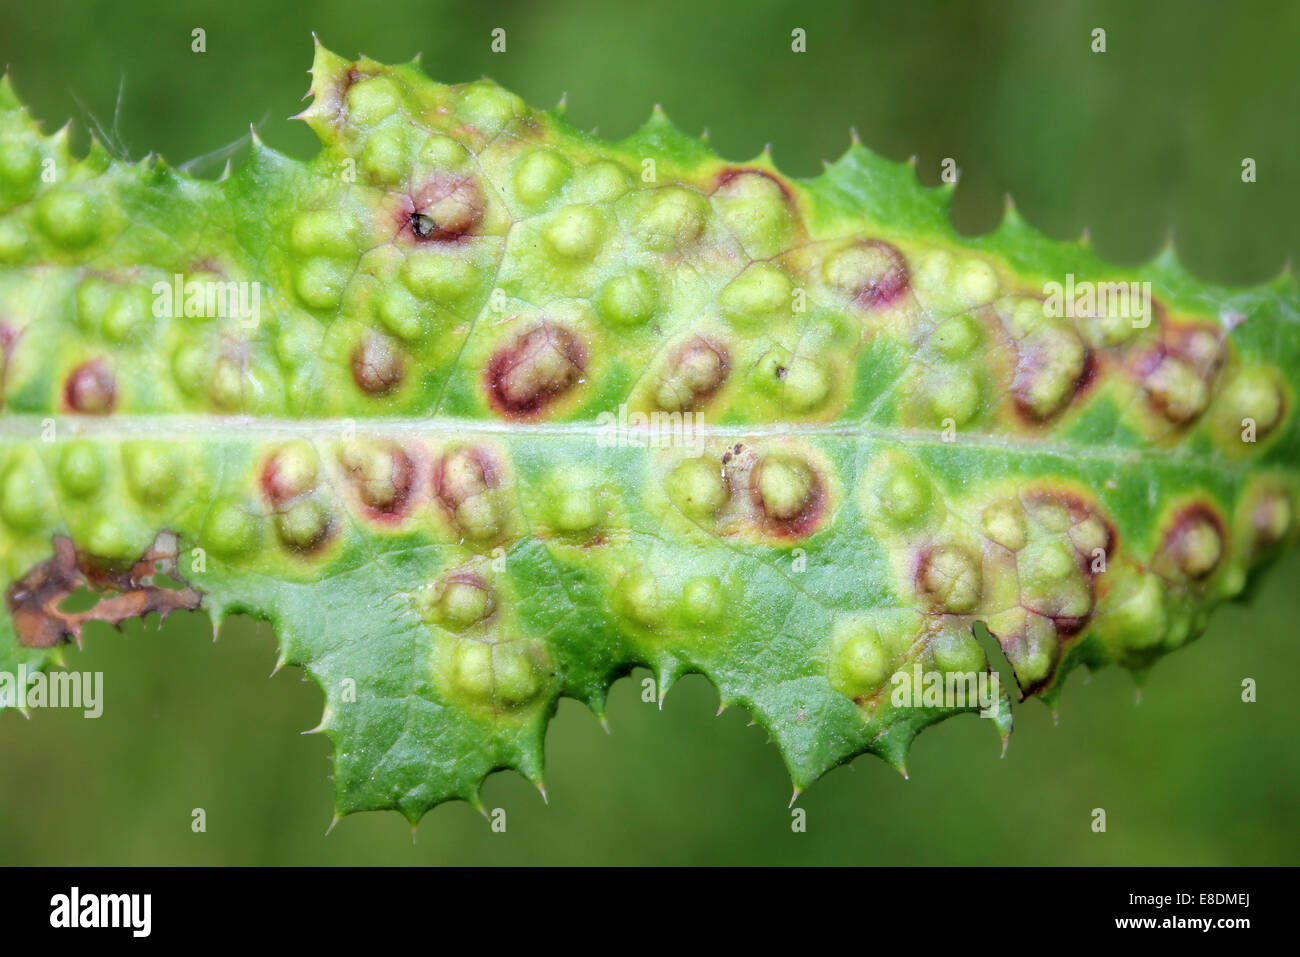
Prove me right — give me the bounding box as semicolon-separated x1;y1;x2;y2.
1;0;1298;864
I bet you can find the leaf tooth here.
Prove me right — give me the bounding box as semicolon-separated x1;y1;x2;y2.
49;120;72;153
1270;260;1298;301
623;103;713;163
1000;192;1025;228
1146;233;1199;287
464;787;487;818
302;706;332;736
870;727;915;780
653;661;686;708
299;42;354;138
0;70;19;112
510;731;549;793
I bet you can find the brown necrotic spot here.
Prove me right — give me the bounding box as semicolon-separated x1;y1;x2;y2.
486;323;585;418
65;359;116;414
351;333;405;395
1048;613;1089;638
400;174;484;242
1160;503;1226;579
654;336;729;412
6;534;200;648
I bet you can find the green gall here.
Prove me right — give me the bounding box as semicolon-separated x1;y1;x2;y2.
635;186;708;251
682;576;724;624
829;620;890;699
202;501;262;557
513;149;572;206
58;441;106;498
457;83;525;134
346;76;403;126
666;457;729;519
295;257;349;310
719;263;793;326
544;204;606;260
35;187;101;248
597;269;658;326
122;442;181;505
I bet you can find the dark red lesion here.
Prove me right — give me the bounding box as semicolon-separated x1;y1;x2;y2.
395;174;485;243
1159;502;1226;579
1130;319;1225;425
746;457;827;541
840;239;909;309
711;166;795;202
654;336;729;412
1024;488;1117;570
259;448;316;509
6;534;201;649
64;359;116;414
433;445;501;514
1010;342;1096;424
346;445;417;522
485;323;585;419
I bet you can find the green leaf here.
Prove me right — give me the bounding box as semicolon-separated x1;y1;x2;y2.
1;41;1296;821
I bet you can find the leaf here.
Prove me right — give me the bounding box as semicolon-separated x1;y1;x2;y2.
0;41;1296;821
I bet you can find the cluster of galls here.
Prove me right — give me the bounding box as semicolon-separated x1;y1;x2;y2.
2;44;1291;462
3;48;1299;745
416;566;551;714
285;55;1291;458
282;50;860;423
253;440;516;557
845;447;1300;699
664;443;830;542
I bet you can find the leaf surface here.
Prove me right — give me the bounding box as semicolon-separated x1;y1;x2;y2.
0;43;1296;819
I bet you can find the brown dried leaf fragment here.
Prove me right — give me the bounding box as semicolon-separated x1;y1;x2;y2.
5;533;201;648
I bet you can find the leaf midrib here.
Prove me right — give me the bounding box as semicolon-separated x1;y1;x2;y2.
0;412;1256;471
